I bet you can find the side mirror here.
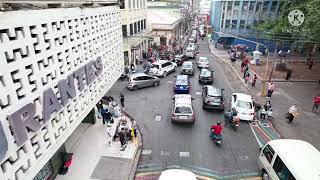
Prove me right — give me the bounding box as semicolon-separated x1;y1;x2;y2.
222;88;225;90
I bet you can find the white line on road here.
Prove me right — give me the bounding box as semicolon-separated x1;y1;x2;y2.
249;123;263;148
213;60;234;91
179;152;190;157
195;91;202;95
154;115;161;121
142;150;152;155
167;81;173;84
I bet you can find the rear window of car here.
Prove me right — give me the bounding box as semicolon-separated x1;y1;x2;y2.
182;63;192;69
237;100;253;109
208;96;223;103
174;106;192;114
199;58;208;62
176;79;188;85
200;69;211;77
151;64;160;69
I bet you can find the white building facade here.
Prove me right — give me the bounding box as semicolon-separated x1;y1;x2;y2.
0;5;123;180
120;0;148;66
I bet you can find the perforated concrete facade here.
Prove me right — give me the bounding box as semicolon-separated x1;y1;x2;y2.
0;6;123;179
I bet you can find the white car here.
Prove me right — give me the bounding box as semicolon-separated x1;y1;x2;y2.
231;93;255;121
171;94;195;123
185;47;196;58
196;56;209;69
149;60;176;77
159;169;197;180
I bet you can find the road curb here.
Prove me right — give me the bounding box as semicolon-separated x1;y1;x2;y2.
123;110;143;180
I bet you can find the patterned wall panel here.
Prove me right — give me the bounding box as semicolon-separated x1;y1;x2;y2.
0;6;124;179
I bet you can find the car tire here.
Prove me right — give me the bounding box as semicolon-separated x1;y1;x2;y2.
132;86;138;91
261;170;269;180
153;81;159;87
162;71;167;78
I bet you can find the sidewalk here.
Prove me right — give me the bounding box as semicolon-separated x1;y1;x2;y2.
209;40;320;150
56;108;142;180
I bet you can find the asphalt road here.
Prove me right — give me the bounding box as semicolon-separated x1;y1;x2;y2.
107;39;261;179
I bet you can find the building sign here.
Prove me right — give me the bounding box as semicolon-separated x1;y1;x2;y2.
0;57;102;161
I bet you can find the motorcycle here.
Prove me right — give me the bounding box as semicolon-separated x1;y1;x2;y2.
209;129;222;145
224;111;240;131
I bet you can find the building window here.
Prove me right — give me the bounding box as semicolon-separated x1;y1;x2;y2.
138;21;141;32
263;1;269;12
227;2;232;11
143;19;146;29
134;22;137;34
141;20;144;30
124;51;129;66
249;1;255;12
120;0;125;9
231;20;237;29
240;20;246;28
234;1;240;6
130;23;133;35
225;20;230;28
122;25;127;37
256;2;261;13
271;1;277;12
242;1;249;12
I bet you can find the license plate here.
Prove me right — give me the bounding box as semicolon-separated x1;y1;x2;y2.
179;116;187;119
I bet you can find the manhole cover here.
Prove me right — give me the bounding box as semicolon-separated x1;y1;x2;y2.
154;115;161;121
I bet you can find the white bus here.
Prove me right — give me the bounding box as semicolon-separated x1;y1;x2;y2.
258;139;320;180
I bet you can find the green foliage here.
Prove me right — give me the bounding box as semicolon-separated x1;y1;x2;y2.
256;0;320;42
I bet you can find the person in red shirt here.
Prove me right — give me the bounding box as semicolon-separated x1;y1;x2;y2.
210;121;223;137
312;94;320;113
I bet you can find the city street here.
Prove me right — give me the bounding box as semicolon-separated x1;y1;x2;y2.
108;39;262;179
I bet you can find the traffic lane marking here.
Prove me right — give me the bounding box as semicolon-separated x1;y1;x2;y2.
142;150;152;155
179;152;190;157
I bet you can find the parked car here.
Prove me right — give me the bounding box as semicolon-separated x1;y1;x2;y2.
185;47;196;58
174;75;190;94
149;60;176;77
231;93;254;121
172;54;187;66
171;94;195;123
196;56;210;69
126;73;160;91
199;68;214;84
202;85;225;111
159;169;197;180
181;61;195;76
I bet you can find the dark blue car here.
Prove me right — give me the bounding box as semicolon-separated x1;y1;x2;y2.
174;75;190;94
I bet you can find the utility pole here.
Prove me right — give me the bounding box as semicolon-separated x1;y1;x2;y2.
268;42;279;81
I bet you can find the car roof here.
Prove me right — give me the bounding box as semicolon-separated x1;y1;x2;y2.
199;56;208;60
205;85;222;96
159;169;197;180
267;139;320;179
174;94;192;106
153;60;169;65
233;93;252;101
127;73;149;78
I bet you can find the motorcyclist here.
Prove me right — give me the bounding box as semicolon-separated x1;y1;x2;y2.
210;121;223;139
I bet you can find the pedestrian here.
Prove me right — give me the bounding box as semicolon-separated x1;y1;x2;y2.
118;128;126;150
245;73;250;84
308;59;314;70
260;105;267;120
251;74;257;87
100;107;107;124
286;69;293;80
130;63;135;72
102;109;113;125
131;119;137;138
267;81;275;98
312;94;320;112
267;108;273;121
119;93;125;109
243;64;249;79
287;104;298;124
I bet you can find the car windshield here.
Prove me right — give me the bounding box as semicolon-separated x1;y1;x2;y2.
237;100;253;109
151;64;160;69
200;70;211;77
176;79;188;85
182;64;192;69
174;106;192;114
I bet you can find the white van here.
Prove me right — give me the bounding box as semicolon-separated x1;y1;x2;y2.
185;47;196;58
149;60;176;77
258;139;320;180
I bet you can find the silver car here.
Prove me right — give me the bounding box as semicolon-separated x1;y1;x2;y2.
126;73;160;90
197;56;210;69
171;94;195;123
181;61;195;76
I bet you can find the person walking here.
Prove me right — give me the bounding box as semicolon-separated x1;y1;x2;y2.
131;119;137;138
267;81;275;98
118;128;126;150
312;94;320;112
245;73;250;84
119;93;125;109
251;74;257;87
287;104;298;124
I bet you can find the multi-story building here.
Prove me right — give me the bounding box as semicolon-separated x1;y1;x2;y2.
0;2;123;179
120;0;148;66
210;0;281;33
